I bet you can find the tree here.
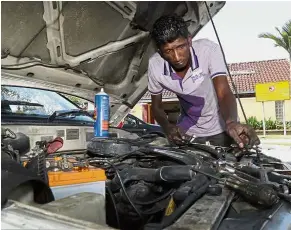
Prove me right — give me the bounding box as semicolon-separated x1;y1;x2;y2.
1;86;18;98
258;20;291;135
61;94;87;109
258;20;291;79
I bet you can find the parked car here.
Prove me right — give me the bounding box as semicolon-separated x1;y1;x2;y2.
1;85;97;151
121;114;165;137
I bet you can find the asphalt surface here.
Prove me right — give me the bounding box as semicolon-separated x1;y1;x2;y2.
261;143;291;162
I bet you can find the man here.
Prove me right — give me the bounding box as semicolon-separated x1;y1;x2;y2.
148;15;260;148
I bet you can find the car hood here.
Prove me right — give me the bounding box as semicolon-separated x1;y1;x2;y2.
1;1;225;125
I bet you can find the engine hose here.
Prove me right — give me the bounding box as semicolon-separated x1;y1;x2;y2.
133;188;175;206
1;145;18;161
108;166;194;192
37;152;48;184
269;172;291;182
139;146;199;165
144;175;211;230
105;161;145;223
106;186;120;229
187;143;222;159
233;169;261;183
141;198;172;216
238;165;275;183
161;176;211;227
87;150;143;164
26;151;48;184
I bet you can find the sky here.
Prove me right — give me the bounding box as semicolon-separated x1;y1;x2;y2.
194;1;291;63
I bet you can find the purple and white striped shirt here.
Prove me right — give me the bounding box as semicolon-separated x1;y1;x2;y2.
148;39;228;137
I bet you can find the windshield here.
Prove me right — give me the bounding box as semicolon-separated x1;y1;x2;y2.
1;86;94;123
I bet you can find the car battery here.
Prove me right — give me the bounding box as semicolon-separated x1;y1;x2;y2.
47;157;106;200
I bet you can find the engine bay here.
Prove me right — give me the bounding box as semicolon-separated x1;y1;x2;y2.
2;127;291;230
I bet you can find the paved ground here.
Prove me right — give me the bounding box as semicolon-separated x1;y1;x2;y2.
260;139;291;146
256;135;291;162
261;143;291;162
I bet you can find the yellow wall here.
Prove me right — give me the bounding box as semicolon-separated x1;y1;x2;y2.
237;98;291;121
130;104;143;120
133;98;291;123
285;100;291;120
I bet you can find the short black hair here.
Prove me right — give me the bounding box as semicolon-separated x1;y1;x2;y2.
151;14;189;47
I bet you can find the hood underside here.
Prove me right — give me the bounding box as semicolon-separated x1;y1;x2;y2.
1;1;225;125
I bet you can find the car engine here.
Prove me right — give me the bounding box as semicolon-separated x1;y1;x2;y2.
2;128;291;230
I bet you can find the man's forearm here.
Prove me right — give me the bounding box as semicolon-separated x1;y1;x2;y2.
152;106;171;131
219;93;238;124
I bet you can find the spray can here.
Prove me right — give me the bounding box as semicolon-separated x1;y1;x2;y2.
94;88;109;138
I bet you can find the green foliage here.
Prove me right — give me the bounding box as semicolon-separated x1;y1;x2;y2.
258;20;291;54
62;94;84;108
265;118;277;130
246;116;291;130
2;86;19;99
246;116;262;130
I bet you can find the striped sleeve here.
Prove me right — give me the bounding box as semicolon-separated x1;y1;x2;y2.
209;43;228;79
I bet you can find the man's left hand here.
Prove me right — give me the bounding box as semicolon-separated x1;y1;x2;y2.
226;121;260;148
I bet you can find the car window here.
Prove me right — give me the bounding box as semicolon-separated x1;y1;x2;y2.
137;119;145;125
1;86;94;122
61;94;94;111
124;116;137;127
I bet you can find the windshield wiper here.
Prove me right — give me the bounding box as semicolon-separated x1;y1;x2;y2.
48;109;91;122
1;100;44;107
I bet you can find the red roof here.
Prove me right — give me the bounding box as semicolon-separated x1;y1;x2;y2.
228;59;290;94
142;59;290;101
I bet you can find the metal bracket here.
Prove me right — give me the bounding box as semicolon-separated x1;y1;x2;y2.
110;71;148;126
43;1;63;65
1;71;97;102
105;1;136;21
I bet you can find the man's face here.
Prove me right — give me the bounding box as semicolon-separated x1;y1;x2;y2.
159;37;191;71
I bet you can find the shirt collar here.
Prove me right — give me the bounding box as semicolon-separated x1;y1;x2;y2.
163;46;199;79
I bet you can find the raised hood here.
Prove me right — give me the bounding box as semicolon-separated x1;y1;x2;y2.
1;1;225;125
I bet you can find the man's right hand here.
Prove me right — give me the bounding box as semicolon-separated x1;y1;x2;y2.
151;94;186;145
165;124;185;145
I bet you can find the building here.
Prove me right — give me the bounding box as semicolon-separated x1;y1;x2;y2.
130;59;291;124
